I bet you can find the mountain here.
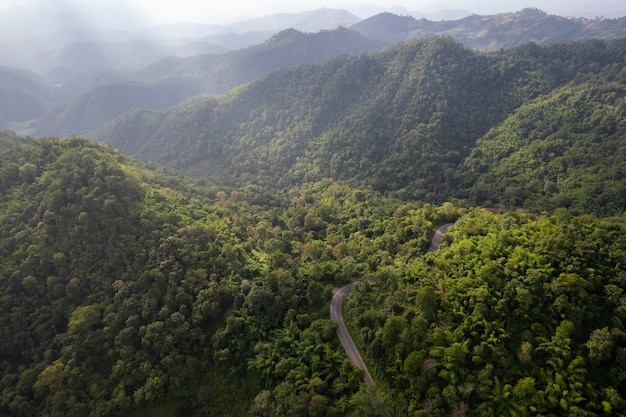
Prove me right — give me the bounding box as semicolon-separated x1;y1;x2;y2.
9;8;626;138
351;8;626;50
130;27;383;85
350;4;418;19
349;12;422;43
462;78;626;215
0;27;149;71
417;0;626;19
0;8;360;77
28;28;385;137
32;40;229;82
428;9;473;20
29;39;230;97
0;66;55;128
97;36;500;189
94;37;626;216
136;8;362;39
201;30;275;50
28;79;201;138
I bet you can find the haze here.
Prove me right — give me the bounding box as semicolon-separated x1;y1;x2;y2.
0;0;624;29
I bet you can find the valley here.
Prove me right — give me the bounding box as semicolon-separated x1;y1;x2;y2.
0;5;625;417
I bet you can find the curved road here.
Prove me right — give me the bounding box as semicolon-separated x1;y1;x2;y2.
330;223;454;384
330;281;374;383
428;223;454;252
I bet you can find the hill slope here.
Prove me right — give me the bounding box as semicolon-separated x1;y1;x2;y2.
29;28;384;137
3;138;456;417
462;80;626;215
2;138;624;416
95;37;626;215
0;66;54;128
32;39;230;89
345;208;626;416
97;38;504;188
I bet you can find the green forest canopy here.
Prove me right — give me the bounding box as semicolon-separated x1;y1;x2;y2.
0;137;624;416
95;37;626;216
2;33;626;417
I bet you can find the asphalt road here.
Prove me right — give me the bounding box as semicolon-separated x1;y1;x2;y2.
428;223;454;252
330;281;373;383
330;223;454;384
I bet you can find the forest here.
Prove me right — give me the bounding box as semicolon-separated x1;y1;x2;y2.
1;132;625;416
0;26;625;417
94;37;626;216
345;209;626;416
0;136;456;416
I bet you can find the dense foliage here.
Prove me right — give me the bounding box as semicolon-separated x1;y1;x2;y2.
463;79;626;215
3;138;624;416
345;209;626;416
0;129;30;151
97;37;626;216
98;37;506;194
0;138;460;416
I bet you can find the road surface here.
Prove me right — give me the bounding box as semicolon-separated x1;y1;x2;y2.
331;223;454;384
428;223;454;252
330;281;373;383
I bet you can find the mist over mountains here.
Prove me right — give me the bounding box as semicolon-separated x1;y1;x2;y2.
4;9;625;215
2;6;626;139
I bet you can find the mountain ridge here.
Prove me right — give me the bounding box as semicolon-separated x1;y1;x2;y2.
94;36;626;215
5;8;626;137
350;8;626;49
27;27;384;138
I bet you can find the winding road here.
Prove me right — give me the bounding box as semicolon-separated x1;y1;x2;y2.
428;223;454;253
330;223;454;384
330;281;374;383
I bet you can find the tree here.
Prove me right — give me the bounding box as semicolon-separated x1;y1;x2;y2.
586;327;613;362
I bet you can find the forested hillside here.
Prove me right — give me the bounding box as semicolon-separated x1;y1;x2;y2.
345;209;626;416
2;11;626;417
0;137;459;416
462;80;626;215
0;130;30;158
29;28;383;138
96;37;626;216
1;137;624;417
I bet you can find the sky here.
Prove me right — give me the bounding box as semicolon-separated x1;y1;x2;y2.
0;0;624;27
0;0;421;24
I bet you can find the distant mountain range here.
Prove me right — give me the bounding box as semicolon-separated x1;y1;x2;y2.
0;66;54;127
137;8;362;39
2;8;626;139
0;8;363;71
351;8;626;49
25;28;384;137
